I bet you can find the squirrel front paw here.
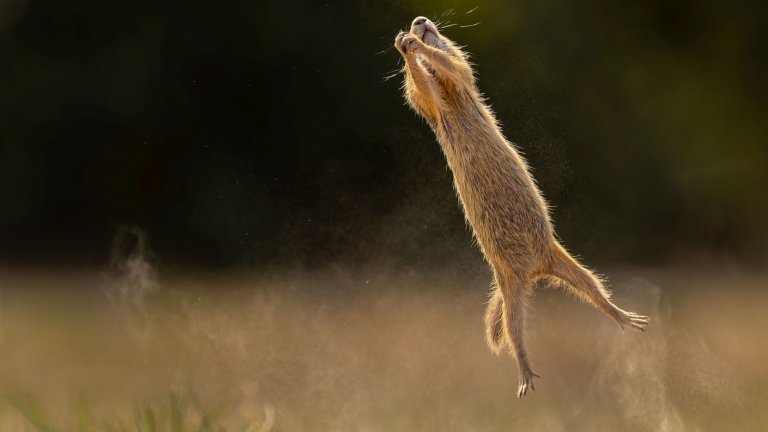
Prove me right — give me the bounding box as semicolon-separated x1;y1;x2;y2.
400;33;421;54
394;31;421;56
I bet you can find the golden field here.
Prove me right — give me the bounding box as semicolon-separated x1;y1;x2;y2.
1;267;766;431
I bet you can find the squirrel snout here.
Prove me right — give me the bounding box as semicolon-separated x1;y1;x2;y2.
412;17;428;27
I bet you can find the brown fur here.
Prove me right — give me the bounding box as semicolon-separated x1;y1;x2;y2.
394;17;650;397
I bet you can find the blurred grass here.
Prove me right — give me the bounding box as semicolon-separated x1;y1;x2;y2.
7;391;240;432
1;268;767;431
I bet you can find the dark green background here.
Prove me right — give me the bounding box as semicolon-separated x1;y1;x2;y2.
1;0;766;269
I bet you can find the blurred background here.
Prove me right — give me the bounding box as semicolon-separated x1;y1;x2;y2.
1;0;766;270
1;0;767;430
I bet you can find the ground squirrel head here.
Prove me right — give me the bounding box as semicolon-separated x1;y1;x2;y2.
394;16;475;121
395;16;466;63
409;16;449;51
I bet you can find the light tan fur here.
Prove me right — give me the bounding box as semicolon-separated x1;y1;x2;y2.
394;17;649;397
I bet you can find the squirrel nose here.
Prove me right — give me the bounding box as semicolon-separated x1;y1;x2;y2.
412;17;428;26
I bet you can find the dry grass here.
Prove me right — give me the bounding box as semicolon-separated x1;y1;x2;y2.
1;267;767;431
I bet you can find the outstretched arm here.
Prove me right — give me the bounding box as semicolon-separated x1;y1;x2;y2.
395;32;440;120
